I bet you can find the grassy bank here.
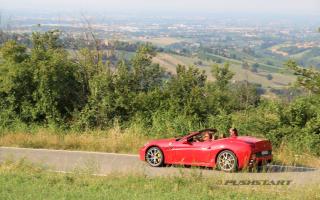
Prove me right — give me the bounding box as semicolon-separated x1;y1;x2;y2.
1;128;320;168
0;127;149;154
0;160;319;200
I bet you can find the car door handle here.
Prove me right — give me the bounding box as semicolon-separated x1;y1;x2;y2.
201;147;211;150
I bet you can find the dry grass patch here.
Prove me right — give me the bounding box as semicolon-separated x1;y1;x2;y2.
273;144;320;168
0;127;149;154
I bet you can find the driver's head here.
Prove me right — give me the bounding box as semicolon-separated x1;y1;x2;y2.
203;132;213;141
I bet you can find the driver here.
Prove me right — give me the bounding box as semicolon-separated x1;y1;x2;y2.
195;129;217;142
202;132;213;142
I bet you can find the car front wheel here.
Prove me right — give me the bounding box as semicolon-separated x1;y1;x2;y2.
216;150;238;172
145;147;164;167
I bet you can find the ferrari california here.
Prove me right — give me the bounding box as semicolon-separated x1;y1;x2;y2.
139;129;272;172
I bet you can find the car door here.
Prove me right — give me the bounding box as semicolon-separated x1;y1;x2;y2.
190;141;213;164
170;140;212;165
170;140;196;164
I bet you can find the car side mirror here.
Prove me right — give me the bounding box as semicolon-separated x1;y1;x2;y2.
182;138;193;144
182;140;189;144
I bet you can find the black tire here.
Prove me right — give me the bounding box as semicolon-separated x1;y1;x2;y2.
216;150;238;172
145;147;164;167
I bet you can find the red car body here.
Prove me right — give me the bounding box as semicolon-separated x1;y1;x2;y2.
139;131;272;170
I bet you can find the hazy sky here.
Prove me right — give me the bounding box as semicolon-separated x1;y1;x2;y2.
1;0;319;15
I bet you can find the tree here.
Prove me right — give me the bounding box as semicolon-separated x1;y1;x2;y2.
286;60;320;94
0;33;83;124
230;81;260;110
242;61;250;69
0;40;29;63
251;63;259;73
211;62;234;90
131;44;165;92
266;74;273;80
164;65;208;120
75;44;166;128
0;40;33;122
30;31;83;122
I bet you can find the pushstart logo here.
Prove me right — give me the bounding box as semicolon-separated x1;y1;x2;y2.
217;180;293;186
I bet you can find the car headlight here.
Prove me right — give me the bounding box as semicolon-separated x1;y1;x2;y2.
143;142;149;147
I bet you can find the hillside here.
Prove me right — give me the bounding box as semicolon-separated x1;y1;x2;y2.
153;52;296;88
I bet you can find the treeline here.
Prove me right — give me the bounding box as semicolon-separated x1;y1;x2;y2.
0;30;147;53
0;31;319;155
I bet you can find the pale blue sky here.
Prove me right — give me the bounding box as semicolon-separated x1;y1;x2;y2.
1;0;319;15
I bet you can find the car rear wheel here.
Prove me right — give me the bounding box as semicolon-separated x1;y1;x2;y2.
145;147;164;167
216;150;238;172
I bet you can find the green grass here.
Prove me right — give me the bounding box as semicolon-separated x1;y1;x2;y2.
1;160;319;200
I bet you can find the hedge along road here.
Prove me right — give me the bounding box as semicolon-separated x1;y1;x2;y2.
0;147;319;186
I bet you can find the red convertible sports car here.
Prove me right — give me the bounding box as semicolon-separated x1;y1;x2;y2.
139;129;272;172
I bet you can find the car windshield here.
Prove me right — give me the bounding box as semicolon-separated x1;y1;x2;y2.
176;130;224;142
174;132;197;142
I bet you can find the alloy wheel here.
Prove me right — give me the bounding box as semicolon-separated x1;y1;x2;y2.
146;147;164;167
217;150;237;172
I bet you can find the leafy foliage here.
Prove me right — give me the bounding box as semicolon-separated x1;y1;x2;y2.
0;31;320;156
0;32;82;125
286;60;320;94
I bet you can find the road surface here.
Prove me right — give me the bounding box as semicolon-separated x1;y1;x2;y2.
1;147;319;185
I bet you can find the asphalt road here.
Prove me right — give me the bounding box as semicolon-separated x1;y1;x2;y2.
1;147;319;186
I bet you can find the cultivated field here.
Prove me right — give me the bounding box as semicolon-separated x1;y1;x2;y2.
153;52;296;88
131;37;183;46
